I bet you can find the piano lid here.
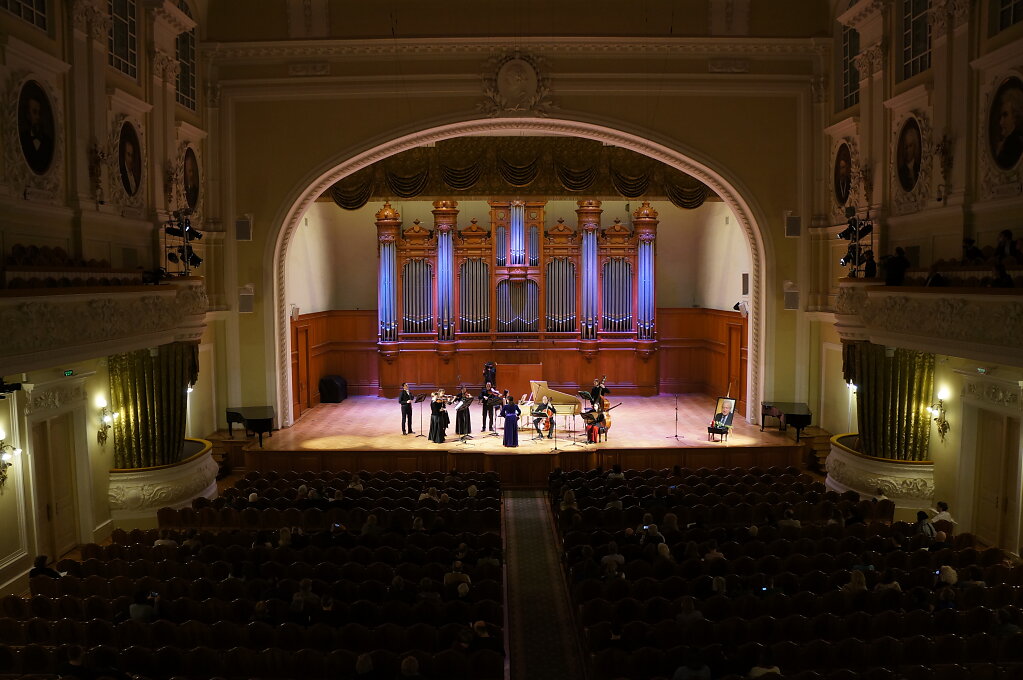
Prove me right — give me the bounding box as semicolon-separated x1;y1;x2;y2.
530;380;582;416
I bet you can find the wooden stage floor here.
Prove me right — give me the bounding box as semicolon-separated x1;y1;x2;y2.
244;395;806;486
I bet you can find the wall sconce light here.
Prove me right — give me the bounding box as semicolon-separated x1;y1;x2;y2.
847;381;858;394
0;427;22;490
927;387;951;443
96;396;119;446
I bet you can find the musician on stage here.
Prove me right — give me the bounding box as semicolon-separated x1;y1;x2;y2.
399;382;413;435
589;377;610;409
429;390;450;444
585;402;607;443
533;395;556;439
479;382;499;432
500;396;521;447
455;385;472;437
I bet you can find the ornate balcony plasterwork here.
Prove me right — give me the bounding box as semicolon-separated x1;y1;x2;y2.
0;278;208;375
835;280;1023;368
826;435;935;510
108;439;217;521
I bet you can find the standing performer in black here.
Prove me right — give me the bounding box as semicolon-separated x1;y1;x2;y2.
455;385;472;437
589;377;610;409
483;362;496;387
399;383;413;435
479;382;498;432
428;391;449;444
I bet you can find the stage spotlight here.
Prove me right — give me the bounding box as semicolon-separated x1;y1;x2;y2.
167;251;180;264
856;221;872;239
837;218;858;240
165;225;185;238
839;244;860;267
185;222;203;240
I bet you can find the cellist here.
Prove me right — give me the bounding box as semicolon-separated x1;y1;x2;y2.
533;395;556;439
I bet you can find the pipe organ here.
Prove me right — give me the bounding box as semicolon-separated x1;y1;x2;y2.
375;199;659;343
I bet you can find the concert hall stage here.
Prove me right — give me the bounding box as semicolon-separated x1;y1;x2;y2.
243;395;806;487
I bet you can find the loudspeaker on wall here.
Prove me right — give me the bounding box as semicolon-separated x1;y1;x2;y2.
235;215;253;241
785;215;801;238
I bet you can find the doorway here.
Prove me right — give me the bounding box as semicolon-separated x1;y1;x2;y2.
31;412;79;561
972;409;1022;550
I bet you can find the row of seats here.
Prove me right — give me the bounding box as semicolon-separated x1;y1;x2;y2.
592;634;1023;680
157;505;501;531
4;592;503;626
552;465;803;483
41;557;502;585
586;606;1022;646
237;468;500;486
0;644;504;680
109;527;493;550
0;616;501;654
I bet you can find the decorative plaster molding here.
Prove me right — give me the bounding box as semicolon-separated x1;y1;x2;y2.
288;62;330;77
149;2;197;36
478;52;554;117
927;1;950;40
151;47;181;84
950;0;972;26
837;0;887;30
203;37;826;65
0;279;208;375
108;446;218;519
24;383;87;415
826;439;935;508
708;59;750;73
961;376;1022;412
73;0;110;39
3;70;66;204
271;119;767;429
852;41;885;77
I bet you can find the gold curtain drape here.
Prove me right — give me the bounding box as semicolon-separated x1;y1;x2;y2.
109;342;199;469
847;341;933;461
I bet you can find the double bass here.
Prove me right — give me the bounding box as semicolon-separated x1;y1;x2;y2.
596;375;612;431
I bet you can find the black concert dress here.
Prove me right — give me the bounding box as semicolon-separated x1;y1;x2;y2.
428;400;449;443
455;397;472;435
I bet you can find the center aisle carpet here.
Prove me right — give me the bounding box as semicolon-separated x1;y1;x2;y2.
504;490;586;680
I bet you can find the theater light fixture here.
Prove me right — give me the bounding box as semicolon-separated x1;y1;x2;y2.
96;395;119;446
0;427;22;490
926;387;951;444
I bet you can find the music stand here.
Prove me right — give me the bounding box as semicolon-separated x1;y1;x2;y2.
414;393;429;438
453;398;474;446
485;396;502;436
530;409;547;441
665;392;684;440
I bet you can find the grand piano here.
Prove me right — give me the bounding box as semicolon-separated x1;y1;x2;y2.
225;405;275;447
760;401;812;442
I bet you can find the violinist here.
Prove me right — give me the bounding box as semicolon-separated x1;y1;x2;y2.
589;377;610;409
455;385;472;437
533;395;556;439
429;390;450;444
479;382;499;432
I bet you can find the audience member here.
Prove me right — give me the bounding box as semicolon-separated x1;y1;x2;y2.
153;530;178;547
884;247;910;286
923;263;947;287
29;554;60;579
129;589;158;622
874;569;903;593
469;620;505;654
995;229;1021;261
777;508;801;529
915;510;936;538
398;655;424;679
676;596;704;626
962;237;984;264
842;569;868;594
929;500;957;525
607;464;625;480
748;650;781;678
862;249;877;278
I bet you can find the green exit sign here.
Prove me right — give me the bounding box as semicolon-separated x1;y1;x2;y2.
63;370;74;376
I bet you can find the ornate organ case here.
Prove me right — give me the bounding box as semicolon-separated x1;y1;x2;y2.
378;199;659;395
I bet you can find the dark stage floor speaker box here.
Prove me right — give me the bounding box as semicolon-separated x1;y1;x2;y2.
319;375;348;403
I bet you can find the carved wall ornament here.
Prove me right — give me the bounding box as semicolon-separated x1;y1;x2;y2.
891;110;932;215
826;442;935;505
73;0;110;39
479;52;555;117
108;449;218;515
853;42;885;78
3;71;65;203
962;378;1022;412
978;71;1023;200
106;114;147;212
24;383;86;415
934;131;955;187
927;1;950;40
950;0;972;26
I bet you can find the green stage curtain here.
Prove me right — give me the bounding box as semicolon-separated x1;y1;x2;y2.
109;342;199;469
847;341;933;461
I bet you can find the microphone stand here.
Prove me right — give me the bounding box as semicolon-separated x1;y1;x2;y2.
665;392;683;440
549;413;561;452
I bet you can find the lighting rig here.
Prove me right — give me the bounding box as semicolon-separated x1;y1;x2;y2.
836;206;874;275
163;209;203;276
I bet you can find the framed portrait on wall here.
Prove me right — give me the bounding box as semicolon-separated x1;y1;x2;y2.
118;121;142;197
834;142;852;206
896;117;922;192
183;146;200;210
989;76;1023;171
711;397;736;427
18;80;55;175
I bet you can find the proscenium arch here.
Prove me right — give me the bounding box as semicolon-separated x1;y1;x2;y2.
268;117;774;428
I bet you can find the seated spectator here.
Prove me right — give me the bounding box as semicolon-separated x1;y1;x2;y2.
936;565;958;588
711;575;728;596
252;530;273;549
883;247;910;286
655;542;675;564
456;582;471;599
748;650;781;678
675;596;704;626
278;527;293;547
935;585;957;611
842;570;867;594
29;554;60;579
331;489;344;502
467;484;478;497
180;529;202;552
923;263;947;287
291;578;321;616
250;600;273;624
929;531;951;551
360;514;382;537
399;655;424;679
418;486;439;502
703;541;725;561
914;510;936;538
600;560;624;581
153;529;178;547
962;237;984;264
353;652;378;679
247;492;260;503
451;628;474;653
642;524;665;548
438;492;450;506
929;500;957;526
604;492;623;510
469;620;505;654
295;484;309;500
560;489;578;512
851;553;876;572
959;566;987;588
315;596;344;626
600;541;625;568
410;516;427;533
672;651;712;680
777;508;801;529
346;477;364;491
661;512;680;534
444;561;471;587
607;463;625;480
874;569;903;593
995;229;1022;262
129;589;158;622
